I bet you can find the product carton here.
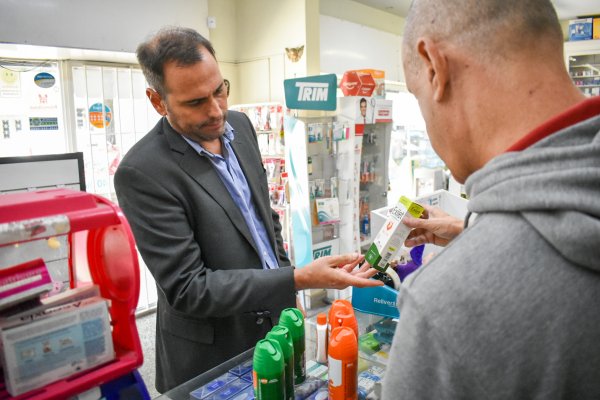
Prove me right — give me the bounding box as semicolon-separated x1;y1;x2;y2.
594;18;600;40
339;71;376;97
357;69;386;98
365;196;424;272
569;18;593;41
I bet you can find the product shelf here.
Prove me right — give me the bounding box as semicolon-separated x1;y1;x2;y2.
0;189;144;399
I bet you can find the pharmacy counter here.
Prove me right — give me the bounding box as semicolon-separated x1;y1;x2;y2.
155;308;394;400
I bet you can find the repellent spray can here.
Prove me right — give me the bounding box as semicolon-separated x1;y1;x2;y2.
328;299;355;334
328;326;358;400
279;308;306;384
330;310;359;341
328;300;353;331
266;326;295;400
253;338;285;400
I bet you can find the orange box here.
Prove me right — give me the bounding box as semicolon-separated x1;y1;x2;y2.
339;70;376;97
357;69;386;97
594;18;600;40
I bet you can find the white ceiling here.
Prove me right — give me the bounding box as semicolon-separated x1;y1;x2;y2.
353;0;600;20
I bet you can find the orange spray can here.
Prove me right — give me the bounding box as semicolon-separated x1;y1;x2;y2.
328;299;353;334
328;326;358;400
330;310;359;341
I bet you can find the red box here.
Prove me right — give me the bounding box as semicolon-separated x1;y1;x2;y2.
339;71;376;97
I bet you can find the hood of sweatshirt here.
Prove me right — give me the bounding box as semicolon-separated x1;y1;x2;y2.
465;113;600;272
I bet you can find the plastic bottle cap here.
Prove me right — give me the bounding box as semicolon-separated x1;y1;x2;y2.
266;326;293;359
328;300;354;327
317;313;327;325
279;308;305;340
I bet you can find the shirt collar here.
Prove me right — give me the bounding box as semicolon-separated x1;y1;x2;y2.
506;96;600;152
180;121;235;158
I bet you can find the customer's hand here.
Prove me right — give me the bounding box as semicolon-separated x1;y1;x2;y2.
294;253;383;291
403;205;463;247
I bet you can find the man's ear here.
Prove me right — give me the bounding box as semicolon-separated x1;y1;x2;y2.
147;88;167;116
416;37;449;102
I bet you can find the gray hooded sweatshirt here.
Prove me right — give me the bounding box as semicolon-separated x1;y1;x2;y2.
382;110;600;399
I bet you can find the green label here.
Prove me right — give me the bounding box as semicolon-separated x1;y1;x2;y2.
365;244;384;271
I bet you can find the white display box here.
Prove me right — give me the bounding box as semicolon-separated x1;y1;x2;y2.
371;190;468;258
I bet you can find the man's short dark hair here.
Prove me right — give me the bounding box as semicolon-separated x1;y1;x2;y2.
137;26;216;96
360;98;367;105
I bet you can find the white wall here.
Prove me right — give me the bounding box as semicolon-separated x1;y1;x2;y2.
234;0;308;104
0;0;209;53
320;14;404;81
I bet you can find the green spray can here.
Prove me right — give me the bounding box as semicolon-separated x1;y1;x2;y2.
278;307;306;384
253;338;285;400
266;326;295;400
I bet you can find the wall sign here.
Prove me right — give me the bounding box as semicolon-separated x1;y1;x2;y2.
284;74;337;111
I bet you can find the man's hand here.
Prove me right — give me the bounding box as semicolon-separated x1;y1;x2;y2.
403;205;463;247
293;253;384;291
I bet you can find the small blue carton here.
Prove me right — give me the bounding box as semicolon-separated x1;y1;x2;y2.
569;18;593;41
190;372;238;399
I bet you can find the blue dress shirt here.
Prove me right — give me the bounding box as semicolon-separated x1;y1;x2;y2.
181;122;279;270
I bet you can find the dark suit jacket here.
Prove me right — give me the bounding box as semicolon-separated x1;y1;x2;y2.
114;111;295;393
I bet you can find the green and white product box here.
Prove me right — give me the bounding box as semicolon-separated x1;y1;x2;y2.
365;196;424;272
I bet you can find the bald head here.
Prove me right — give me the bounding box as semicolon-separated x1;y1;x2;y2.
403;0;563;69
400;0;584;184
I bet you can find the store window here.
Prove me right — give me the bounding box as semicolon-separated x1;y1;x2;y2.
0;60;67;157
70;63;160;203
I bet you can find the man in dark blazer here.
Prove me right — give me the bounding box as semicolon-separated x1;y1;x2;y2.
115;27;382;393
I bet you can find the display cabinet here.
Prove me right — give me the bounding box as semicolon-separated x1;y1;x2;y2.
284;113;359;307
565;39;600;97
337;97;393;250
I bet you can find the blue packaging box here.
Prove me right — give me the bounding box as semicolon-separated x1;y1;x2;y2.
205;379;252;400
240;372;253;383
304;387;328;400
569;18;593;41
190;372;238;399
229;358;253;377
227;384;255;400
352;284;399;319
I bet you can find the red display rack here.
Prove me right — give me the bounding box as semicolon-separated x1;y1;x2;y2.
0;189;143;399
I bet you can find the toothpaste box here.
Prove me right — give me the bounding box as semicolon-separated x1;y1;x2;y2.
365;196;424;272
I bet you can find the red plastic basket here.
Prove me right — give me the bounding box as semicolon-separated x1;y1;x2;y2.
0;189;143;399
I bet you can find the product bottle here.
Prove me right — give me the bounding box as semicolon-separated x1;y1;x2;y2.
253;338;285;400
315;313;328;364
278;308;306;384
266;326;295;400
328;299;353;334
307;156;313;176
328;326;358;400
